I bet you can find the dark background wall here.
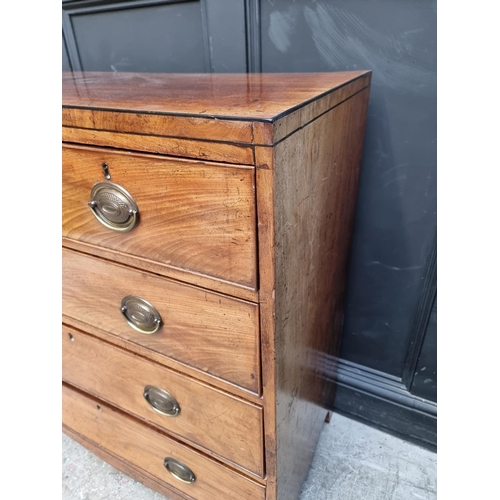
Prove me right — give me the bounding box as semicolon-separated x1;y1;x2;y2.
63;0;437;449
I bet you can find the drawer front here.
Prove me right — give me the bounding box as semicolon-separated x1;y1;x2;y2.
62;248;260;394
63;328;264;476
62;145;257;290
63;384;266;500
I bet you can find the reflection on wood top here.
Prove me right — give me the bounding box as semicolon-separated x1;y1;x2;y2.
62;71;371;121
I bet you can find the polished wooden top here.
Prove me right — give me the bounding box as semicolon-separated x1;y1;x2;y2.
62;71;370;121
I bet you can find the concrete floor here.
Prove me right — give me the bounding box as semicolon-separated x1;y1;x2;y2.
62;412;436;500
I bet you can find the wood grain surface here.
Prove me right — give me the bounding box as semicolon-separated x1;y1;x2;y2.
254;146;278;500
63;127;255;165
63;327;264;477
62;106;254;143
63;384;266;500
62;248;260;393
270;74;370;144
61;71;372;500
64;426;195;500
63;71;371;121
254;88;370;500
62;144;257;290
62;238;258;303
268;88;371;500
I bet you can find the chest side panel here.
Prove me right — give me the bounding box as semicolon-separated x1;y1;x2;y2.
272;88;371;500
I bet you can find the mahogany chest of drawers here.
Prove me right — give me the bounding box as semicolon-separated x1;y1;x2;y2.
62;71;371;500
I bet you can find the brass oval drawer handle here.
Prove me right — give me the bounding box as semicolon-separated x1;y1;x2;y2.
164;458;196;484
120;296;162;334
88;181;139;232
143;385;180;417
